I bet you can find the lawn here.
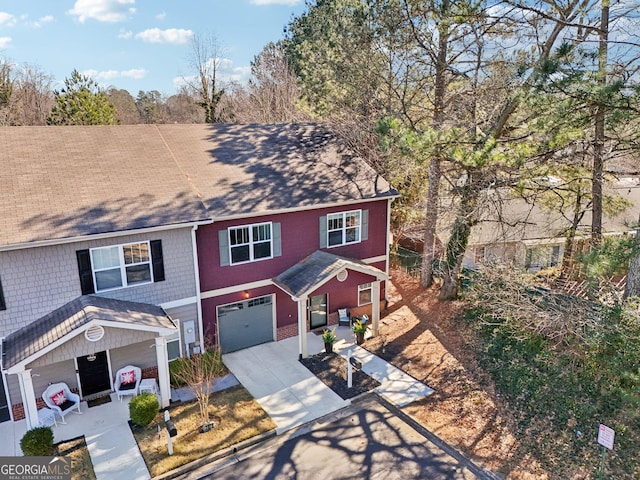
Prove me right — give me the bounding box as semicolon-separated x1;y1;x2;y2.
55;436;96;480
132;385;276;477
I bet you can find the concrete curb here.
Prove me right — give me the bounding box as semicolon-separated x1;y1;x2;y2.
152;428;278;480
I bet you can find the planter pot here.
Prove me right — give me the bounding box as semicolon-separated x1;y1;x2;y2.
325;342;334;354
355;332;365;345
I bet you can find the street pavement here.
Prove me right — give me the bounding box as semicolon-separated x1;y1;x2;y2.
176;394;497;480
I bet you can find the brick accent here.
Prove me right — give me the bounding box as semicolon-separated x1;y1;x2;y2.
348;300;387;320
277;323;298;340
142;365;158;380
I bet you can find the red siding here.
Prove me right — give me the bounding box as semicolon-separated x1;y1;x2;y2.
196;200;390;344
197;200;389;291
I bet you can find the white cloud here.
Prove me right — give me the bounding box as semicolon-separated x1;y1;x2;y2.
26;15;55;28
82;68;147;81
0;36;11;48
250;0;301;5
68;0;136;23
134;28;192;45
118;28;132;39
155;11;166;21
0;12;16;27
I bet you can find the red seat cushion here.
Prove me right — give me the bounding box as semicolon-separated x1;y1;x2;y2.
50;390;66;406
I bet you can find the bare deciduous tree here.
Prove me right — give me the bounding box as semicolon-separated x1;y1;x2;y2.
184;32;226;123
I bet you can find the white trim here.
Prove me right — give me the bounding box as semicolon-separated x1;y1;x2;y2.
159;296;197;310
362;255;387;265
200;256;386;300
191;225;206;351
211;196;399;223
201;278;272;299
228;221;274;265
326;210;362;248
0;220;212;253
6;319;176;374
90;241;153;292
0;369;13;422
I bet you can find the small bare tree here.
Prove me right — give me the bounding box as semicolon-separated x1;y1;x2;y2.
170;348;226;427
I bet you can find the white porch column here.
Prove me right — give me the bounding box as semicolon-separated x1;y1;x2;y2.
372;280;381;336
154;336;171;408
17;370;39;429
296;295;308;359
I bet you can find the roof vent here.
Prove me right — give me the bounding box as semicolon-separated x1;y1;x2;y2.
336;270;348;282
85;325;105;342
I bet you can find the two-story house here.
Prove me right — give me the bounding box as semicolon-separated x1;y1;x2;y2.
0;126;211;428
157;124;398;358
0;123;397;429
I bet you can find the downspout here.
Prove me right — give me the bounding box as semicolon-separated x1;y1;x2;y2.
191;225;206;353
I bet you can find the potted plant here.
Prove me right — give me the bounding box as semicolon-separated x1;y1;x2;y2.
351;318;368;345
322;327;337;353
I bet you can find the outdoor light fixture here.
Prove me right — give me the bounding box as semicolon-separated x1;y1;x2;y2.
86;354;97;362
243;290;250;299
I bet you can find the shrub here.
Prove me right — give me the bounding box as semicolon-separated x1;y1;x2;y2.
20;426;54;456
129;393;159;427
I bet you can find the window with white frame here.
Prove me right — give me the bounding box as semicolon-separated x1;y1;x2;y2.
90;241;152;291
358;282;372;306
166;319;181;361
229;222;272;265
327;210;361;247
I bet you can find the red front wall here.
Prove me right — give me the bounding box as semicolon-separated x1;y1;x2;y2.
196;200;390;343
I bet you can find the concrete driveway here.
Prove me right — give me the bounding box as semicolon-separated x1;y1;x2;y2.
222;335;349;433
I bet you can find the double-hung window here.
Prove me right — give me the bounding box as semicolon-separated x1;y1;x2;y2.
358;282;372;306
327;210;361;247
90;241;153;292
229;222;273;265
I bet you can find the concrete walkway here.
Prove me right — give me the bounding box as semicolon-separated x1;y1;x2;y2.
223;326;433;434
0;329;432;477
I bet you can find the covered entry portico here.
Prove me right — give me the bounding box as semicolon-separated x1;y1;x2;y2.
1;295;177;429
273;250;388;358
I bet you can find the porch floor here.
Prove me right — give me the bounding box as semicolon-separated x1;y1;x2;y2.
0;392;149;480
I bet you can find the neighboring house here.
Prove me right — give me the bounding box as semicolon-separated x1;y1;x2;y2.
449;178;640;272
0;123;398;428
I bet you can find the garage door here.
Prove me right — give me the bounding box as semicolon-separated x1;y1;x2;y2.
218;295;274;353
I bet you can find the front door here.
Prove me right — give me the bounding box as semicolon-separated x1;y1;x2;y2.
309;294;328;329
77;351;111;398
0;374;10;422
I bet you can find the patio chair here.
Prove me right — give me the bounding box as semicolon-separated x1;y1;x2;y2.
338;308;350;327
114;365;142;402
42;382;81;424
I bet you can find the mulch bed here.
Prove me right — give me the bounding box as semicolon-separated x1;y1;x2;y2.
300;352;380;400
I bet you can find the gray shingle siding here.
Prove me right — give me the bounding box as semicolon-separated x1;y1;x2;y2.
0;227;196;339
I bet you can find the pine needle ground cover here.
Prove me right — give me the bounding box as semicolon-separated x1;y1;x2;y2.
132;385;275;477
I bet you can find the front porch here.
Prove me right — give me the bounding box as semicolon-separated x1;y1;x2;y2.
0;392;149;479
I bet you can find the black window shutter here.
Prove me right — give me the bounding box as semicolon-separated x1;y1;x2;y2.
150;240;165;282
76;249;95;295
0;275;6;311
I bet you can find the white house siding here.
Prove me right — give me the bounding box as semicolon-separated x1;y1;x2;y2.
0;227;197;338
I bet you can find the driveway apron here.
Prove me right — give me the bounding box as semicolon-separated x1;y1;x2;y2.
223;337;349;434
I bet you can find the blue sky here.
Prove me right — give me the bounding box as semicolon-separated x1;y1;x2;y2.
0;0;307;96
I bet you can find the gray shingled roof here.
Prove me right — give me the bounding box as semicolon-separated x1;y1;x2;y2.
155;123;396;217
273;250;388;299
1;124;397;248
1;295;175;370
0;125;211;248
